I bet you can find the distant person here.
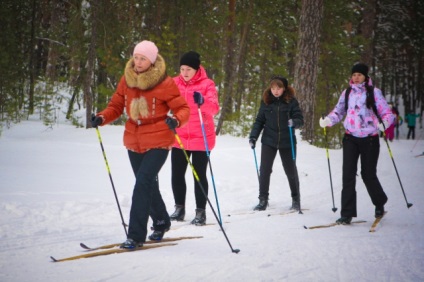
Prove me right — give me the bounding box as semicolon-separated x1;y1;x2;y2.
319;63;395;224
384;104;397;141
249;76;304;211
406;111;421;140
91;40;190;249
169;51;220;225
392;105;401;140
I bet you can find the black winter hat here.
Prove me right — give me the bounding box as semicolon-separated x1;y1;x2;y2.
271;75;288;89
351;63;369;77
180;51;201;70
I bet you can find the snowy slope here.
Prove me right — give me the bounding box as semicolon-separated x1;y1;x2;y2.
0;120;423;282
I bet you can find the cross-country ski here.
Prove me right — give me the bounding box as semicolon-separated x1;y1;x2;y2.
304;220;367;230
369;211;388;232
51;243;177;262
80;236;203;251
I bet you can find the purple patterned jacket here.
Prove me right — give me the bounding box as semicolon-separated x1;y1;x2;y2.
327;78;395;138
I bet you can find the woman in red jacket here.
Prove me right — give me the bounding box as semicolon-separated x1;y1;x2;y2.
91;41;190;248
169;51;220;225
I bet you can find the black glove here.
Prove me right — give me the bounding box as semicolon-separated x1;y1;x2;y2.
91;115;103;128
193;91;205;106
249;138;256;149
165;117;179;130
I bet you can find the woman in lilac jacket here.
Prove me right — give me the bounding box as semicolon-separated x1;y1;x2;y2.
170;51;220;225
320;63;395;225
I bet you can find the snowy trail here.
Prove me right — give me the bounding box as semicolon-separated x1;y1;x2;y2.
0;120;423;281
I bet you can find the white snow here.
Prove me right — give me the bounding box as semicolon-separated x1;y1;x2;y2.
0;119;423;282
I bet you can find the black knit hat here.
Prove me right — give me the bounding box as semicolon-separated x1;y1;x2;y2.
180;51;201;70
271;75;288;89
351;63;369;77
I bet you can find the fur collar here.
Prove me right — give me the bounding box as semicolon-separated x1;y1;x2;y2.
124;54;167;90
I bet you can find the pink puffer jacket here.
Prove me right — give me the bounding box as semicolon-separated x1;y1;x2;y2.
173;65;219;151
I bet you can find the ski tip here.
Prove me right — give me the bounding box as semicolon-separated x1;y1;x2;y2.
303;225;308;229
80;243;89;249
50;256;58;262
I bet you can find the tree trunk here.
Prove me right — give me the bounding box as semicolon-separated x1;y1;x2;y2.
84;1;97;128
235;0;253;114
360;0;377;66
28;0;38;115
293;0;324;143
216;0;236;135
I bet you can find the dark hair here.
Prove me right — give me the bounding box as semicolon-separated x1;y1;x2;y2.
364;77;374;109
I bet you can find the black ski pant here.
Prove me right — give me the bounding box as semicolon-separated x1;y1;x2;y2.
258;144;300;201
171;147;209;209
407;126;415;139
341;134;388;218
127;149;170;243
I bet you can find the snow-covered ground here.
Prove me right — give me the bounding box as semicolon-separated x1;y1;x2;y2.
0;119;423;282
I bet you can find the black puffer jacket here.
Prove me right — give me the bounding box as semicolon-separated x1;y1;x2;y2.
249;88;304;149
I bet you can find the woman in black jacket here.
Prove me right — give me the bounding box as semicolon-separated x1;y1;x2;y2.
249;76;304;211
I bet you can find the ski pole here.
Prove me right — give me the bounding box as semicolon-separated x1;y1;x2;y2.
94;125;128;236
196;103;222;225
410;130;423;152
252;147;260;184
172;128;240;254
322;124;337;213
379;124;413;209
288;115;302;214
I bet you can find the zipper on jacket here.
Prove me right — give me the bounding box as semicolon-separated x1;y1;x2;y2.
277;102;280;148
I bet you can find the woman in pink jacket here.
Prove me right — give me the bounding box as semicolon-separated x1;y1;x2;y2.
170;51;220;225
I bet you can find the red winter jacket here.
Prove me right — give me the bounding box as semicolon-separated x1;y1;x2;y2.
98;55;190;153
173;65;219;151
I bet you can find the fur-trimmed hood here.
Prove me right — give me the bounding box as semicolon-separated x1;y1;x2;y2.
263;86;296;105
124;54;167;90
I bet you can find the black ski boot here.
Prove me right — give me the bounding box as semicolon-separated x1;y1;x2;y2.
190;208;206;226
120;238;143;249
170;205;185;221
148;226;170;241
290;198;300;211
375;205;385;218
253;197;268;211
336;217;352;225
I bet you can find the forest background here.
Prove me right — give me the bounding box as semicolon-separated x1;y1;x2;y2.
1;0;423;148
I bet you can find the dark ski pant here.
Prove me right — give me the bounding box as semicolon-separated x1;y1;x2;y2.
171;147;209;209
258;144;300;201
127;149;170;243
407;126;415;139
341;134;388;217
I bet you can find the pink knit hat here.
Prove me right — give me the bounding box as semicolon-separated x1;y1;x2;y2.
133;40;158;64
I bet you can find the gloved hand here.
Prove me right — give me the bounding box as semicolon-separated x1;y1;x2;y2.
193;91;205;106
249;138;256;149
288;119;294;127
91;115;103;128
378;120;390;132
165;117;179;130
319;117;331;128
